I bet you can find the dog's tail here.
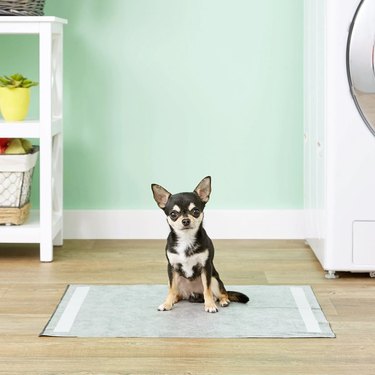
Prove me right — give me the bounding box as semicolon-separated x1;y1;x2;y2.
227;291;249;303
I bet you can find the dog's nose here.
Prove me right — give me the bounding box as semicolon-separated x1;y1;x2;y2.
182;218;191;227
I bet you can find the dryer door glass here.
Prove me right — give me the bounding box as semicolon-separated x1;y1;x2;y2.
347;0;375;136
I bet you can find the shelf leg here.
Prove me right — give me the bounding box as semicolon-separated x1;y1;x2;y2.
40;242;53;262
39;23;54;262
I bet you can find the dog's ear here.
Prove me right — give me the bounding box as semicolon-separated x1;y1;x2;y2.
194;176;211;203
151;184;171;209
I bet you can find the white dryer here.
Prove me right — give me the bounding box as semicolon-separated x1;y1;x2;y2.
304;0;375;277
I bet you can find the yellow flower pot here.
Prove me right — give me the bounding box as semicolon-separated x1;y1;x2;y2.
0;87;30;121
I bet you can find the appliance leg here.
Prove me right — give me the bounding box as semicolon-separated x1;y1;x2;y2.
370;272;375;278
325;270;339;279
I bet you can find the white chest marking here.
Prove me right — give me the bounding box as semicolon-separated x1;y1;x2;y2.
167;249;209;278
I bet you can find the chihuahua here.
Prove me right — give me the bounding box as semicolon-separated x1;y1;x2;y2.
151;176;249;313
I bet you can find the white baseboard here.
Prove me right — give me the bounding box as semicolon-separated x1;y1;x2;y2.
63;209;305;240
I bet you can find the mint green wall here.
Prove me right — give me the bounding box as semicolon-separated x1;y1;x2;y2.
1;0;303;209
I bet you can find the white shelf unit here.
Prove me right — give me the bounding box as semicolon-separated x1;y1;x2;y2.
0;17;67;262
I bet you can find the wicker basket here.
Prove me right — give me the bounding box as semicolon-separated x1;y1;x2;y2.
0;0;45;16
0;146;39;225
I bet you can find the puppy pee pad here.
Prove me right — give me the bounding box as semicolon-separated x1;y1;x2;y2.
41;285;335;338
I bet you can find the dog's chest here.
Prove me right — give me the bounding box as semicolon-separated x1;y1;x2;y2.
167;242;208;278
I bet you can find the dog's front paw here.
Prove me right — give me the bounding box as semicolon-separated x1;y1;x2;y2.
204;303;218;313
158;302;173;311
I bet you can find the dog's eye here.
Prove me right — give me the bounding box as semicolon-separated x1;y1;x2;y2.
169;211;179;221
191;208;200;218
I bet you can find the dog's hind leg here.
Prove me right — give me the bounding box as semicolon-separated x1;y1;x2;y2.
211;276;230;307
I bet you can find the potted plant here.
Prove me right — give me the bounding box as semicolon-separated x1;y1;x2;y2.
0;73;38;121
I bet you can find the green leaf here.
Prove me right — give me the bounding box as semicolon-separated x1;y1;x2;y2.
0;73;38;88
11;73;23;81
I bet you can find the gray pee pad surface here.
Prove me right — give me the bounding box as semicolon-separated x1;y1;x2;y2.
41;284;335;338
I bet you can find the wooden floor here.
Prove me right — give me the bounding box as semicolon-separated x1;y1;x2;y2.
0;239;375;374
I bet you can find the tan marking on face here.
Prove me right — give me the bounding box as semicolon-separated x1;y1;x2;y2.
167;204;203;234
188;202;196;210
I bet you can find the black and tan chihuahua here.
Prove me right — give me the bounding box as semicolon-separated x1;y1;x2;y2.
152;176;249;313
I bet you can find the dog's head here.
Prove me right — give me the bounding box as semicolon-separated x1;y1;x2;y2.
151;176;211;233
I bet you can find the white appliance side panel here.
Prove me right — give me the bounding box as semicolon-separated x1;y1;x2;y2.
304;0;327;265
325;0;375;271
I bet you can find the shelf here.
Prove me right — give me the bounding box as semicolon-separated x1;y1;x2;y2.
0;16;66;261
0;17;67;34
0;117;62;138
0;210;62;243
0;17;67;23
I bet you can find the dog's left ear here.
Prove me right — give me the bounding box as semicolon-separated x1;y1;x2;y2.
194;176;211;203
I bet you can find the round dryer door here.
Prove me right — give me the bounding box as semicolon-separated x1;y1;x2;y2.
347;0;375;136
